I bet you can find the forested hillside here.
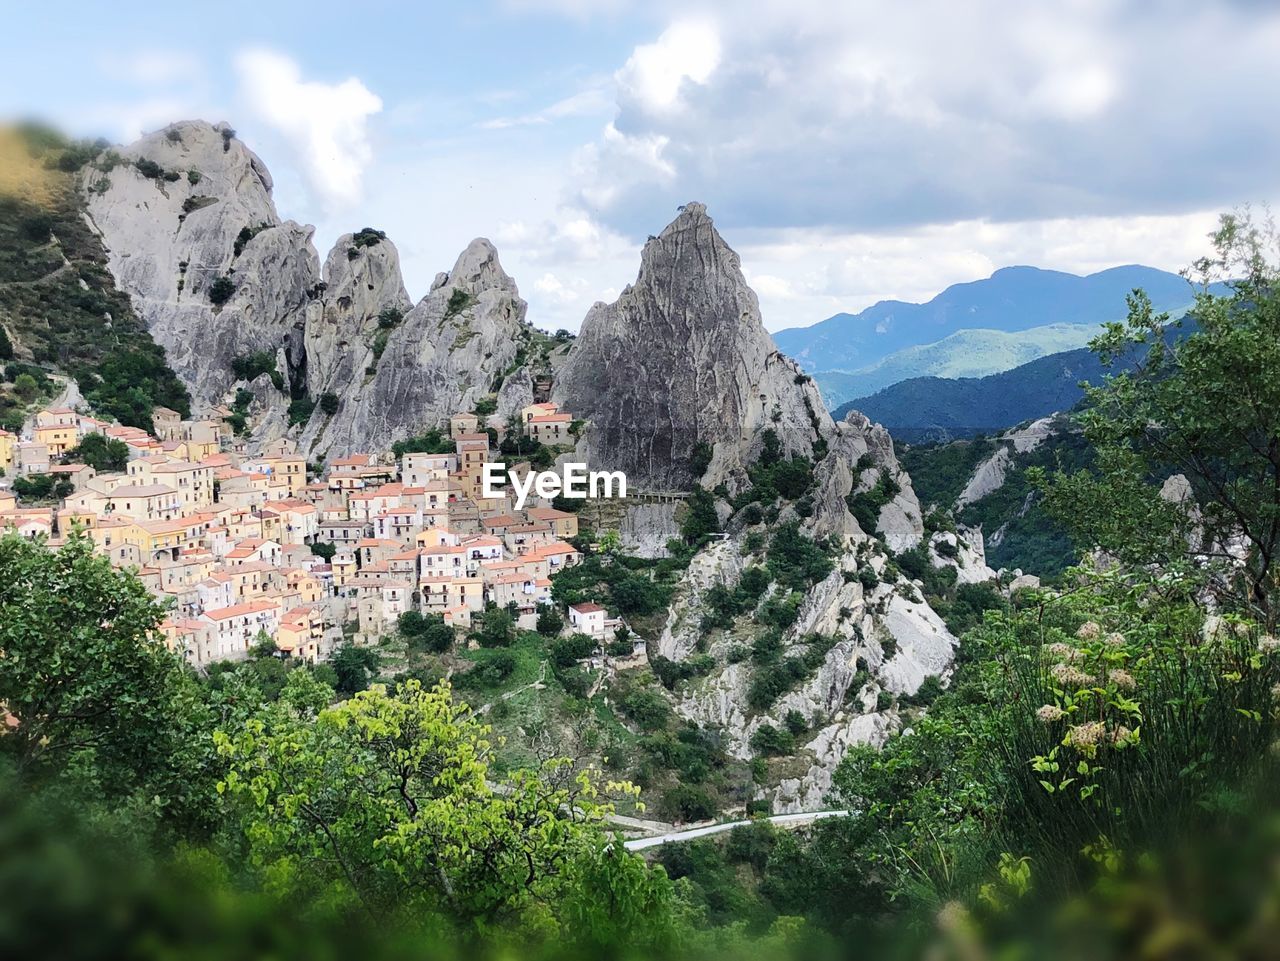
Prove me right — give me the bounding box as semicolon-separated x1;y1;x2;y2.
0;125;189;433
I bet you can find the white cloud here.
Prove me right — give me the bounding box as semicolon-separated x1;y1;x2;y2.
572;1;1280;239
616;20;721;112
234;48;382;211
734;208;1222;332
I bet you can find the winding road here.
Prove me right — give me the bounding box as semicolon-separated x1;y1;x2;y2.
622;810;850;851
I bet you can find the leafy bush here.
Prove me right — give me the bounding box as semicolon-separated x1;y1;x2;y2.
208;275;235;306
617;684;672;730
287;398;315;426
549;633;597;668
846;468;900;535
66;433;128;472
330;644;380;696
651;654;715;689
535;604;563;636
134;158;164;180
231;351;281;388
680;487;720;543
661;785;717;823
351;227;386;248
749;724;795;757
445;288;473;318
471;606;515;648
392;429;453;457
398;611;454;653
766;523;833;591
456;649;517;688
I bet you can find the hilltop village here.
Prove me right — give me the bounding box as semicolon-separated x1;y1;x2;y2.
0;399;629;668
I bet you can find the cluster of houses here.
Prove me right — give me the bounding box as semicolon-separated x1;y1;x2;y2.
0;399;635;670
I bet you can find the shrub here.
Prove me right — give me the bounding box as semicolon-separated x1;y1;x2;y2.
749;724;795;757
726;821;777;871
617;684;671;730
784;710;808;736
231;351;278;384
457;649;517;688
934;537;960;559
398;611;454;653
134;158;164;180
535;604;563;636
651;654;715;689
208;276;235;306
445;288;473;318
549;633;596;668
13;373;39;402
766;523;833;591
319;392;340;416
287;398;315;426
661;785;717;823
351;227;386;248
472;606;515;648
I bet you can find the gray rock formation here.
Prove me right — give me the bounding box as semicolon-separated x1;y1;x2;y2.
554;203;829;492
828;410;924;551
301;231;412;422
81;120;535;455
928;527;997;585
308;239;529;456
82;121;317;436
655;527;958;812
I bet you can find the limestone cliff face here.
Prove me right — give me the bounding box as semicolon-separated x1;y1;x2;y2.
307;239;529;456
302;232;412;414
549;202;953;812
656;525;958;813
554;203;828;492
81;120;534;456
82;121;316;432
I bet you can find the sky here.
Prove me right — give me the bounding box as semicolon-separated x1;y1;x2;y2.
2;0;1277;333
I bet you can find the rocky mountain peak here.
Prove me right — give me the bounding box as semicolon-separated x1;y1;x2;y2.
82;120;317;427
442;238;519;298
304;234;530;456
554;201;828;491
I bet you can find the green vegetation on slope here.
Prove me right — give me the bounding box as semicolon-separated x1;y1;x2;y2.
0;125;190;432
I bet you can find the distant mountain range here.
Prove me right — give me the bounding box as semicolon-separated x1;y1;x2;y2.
775;264;1196;372
831;345;1106;442
810;323;1102;409
834;316;1202;443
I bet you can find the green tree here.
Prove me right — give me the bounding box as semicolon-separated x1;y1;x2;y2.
1038;212;1280;628
472;606;515;648
680;488;720;542
398;610;453;653
536;603;564;636
13;372;38;402
0;533;209;818
215;679;655;932
329;643;380;695
66;432;129;471
596;528;622;556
